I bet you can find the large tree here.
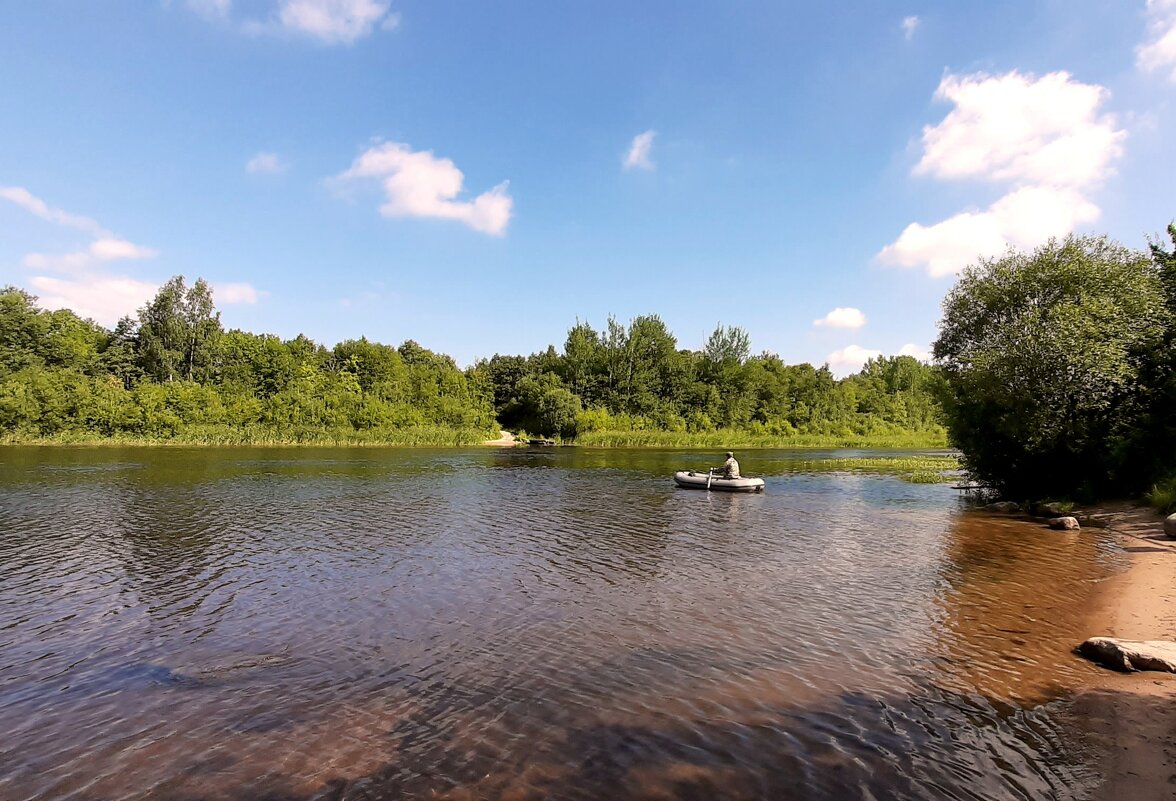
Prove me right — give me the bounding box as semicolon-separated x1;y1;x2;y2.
934;235;1171;498
138;276;222;383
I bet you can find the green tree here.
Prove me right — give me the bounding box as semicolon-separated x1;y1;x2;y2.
934;235;1170;497
138;276;222;382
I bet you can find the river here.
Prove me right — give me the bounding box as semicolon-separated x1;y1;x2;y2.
0;447;1124;800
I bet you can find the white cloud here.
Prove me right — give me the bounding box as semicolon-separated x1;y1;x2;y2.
915;71;1124;188
899;343;932;362
0;186;108;237
246;152;288;174
241;0;395;44
902;16;920;41
215;282;261;304
878;185;1100;277
1139;0;1176;82
879;71;1124;277
4;189;158;272
814;307;866;329
90;238;159;261
826;345;883;376
333;141;513;236
623;130;656;171
29;274;160;327
22;237;158;272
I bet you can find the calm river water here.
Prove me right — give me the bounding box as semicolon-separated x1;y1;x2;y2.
0;447;1124;800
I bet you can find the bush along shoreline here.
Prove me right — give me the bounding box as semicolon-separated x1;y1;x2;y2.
933;226;1176;515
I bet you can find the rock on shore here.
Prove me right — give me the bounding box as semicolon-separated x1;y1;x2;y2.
1165;513;1176;539
984;501;1021;513
1077;637;1176;673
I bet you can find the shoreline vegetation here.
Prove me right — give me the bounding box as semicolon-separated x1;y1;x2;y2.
0;278;945;452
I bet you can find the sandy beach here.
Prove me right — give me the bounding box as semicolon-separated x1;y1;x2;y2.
1073;504;1176;797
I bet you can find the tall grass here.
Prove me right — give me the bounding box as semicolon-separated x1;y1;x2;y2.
1146;476;1176;515
573;429;949;449
0;425;495;448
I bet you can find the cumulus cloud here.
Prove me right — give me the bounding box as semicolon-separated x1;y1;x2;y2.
246;152;288;174
29;274;160;327
879;185;1100;277
878;71;1125;277
1139;0;1176;81
826;345;883;376
814;307;866;329
215;282;261;304
623;130;656;171
332;142;513;236
914;71;1124;188
902;16;920;41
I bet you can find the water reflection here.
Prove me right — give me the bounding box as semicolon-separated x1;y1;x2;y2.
0;447;1118;800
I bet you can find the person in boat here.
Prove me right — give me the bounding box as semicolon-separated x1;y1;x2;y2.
719;451;740;478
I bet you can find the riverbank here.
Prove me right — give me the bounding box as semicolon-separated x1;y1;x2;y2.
0;425;496;447
1;428;951;450
1073;503;1176;796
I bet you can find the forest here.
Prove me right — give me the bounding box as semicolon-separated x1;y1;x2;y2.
0;276;945;447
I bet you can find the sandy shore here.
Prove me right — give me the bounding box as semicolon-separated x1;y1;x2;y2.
1072;503;1176;796
483;430;518;447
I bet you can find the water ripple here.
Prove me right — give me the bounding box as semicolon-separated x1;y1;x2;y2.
0;447;1119;800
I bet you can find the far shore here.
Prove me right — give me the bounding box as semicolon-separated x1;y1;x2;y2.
1074;503;1176;796
0;432;952;450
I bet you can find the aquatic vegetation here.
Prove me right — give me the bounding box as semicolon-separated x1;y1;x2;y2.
573;431;949;449
786;456;959;480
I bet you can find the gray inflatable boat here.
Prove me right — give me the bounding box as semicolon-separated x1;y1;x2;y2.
673;470;765;492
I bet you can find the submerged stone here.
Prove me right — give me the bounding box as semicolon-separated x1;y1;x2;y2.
1077;637;1176;673
1048;516;1080;530
985;501;1021;513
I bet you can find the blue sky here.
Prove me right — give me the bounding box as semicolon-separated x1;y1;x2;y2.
2;1;1174;374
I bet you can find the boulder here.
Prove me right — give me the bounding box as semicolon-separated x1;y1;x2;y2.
1165;513;1176;539
1048;516;1080;530
1035;502;1067;516
985;501;1021;513
1077;637;1176;673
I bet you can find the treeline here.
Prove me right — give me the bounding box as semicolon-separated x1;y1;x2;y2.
0;277;496;444
934;227;1176;505
0;277;947;446
469;318;945;445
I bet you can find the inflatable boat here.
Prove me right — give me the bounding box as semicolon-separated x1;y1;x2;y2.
673;470;765;492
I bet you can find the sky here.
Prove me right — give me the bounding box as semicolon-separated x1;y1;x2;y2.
1;0;1174;375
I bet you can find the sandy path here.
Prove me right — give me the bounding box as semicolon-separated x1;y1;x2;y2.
482;430;517;447
1074;504;1176;796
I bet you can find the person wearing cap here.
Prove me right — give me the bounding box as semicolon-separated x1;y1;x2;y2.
720;451;740;478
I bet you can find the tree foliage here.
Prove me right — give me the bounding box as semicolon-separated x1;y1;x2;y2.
934;234;1173;498
0;276;947;445
472;317;943;440
0;277;496;442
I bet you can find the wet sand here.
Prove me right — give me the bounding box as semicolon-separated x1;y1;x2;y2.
1075;503;1176;797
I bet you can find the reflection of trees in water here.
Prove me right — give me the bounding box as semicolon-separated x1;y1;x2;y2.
928;512;1120;703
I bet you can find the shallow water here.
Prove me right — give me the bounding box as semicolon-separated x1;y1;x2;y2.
0;447;1123;800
